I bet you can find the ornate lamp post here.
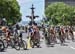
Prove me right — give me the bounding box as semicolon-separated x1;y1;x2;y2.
2;18;7;26
62;15;65;25
50;16;53;25
26;4;39;25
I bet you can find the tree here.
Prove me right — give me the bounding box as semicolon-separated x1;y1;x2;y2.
45;2;75;25
0;0;21;25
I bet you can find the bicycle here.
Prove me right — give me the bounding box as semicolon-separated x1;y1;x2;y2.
14;36;27;50
2;33;15;49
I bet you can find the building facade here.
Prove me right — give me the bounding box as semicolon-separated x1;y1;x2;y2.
45;0;75;7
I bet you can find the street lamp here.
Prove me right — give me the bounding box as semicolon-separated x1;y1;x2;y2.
3;18;6;22
26;4;39;26
50;16;53;25
2;18;7;26
62;15;65;25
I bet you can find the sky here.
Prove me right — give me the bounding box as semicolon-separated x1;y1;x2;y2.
17;0;45;22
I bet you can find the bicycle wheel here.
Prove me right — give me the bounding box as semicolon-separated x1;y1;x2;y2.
0;40;5;52
22;40;27;50
3;39;8;48
10;39;15;48
31;40;34;48
14;41;20;50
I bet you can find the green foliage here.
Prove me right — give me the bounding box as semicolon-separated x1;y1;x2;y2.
0;0;21;25
45;2;75;25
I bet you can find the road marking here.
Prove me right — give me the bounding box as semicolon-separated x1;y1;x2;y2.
70;46;75;50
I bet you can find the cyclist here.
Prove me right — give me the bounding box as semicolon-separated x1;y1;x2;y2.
6;29;11;41
59;27;65;45
64;27;69;40
13;28;18;39
69;27;74;41
49;27;55;43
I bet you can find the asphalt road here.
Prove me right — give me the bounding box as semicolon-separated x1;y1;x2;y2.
0;31;75;54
